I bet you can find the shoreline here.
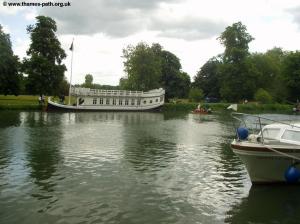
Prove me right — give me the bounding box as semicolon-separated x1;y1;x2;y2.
0;95;295;113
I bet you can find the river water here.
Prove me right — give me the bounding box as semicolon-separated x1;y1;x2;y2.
1;111;300;224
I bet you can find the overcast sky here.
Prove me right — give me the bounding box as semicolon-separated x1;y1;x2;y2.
1;0;300;85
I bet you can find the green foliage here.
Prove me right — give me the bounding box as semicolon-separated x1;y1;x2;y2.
83;74;93;88
0;25;21;95
282;51;300;101
193;56;221;98
217;22;255;102
188;88;204;102
254;88;273;103
121;42;190;98
218;21;254;63
122;42;161;91
23;16;66;96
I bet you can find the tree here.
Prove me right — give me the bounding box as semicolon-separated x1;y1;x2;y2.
188;88;204;102
218;21;254;63
122;42;161;91
193;56;221;98
83;74;93;88
23;16;66;95
254;88;272;103
282;51;300;101
158;48;190;99
218;22;255;102
0;25;21;95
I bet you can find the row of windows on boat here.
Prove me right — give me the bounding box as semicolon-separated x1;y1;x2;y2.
90;97;162;105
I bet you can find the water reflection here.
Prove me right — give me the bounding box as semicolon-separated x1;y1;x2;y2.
24;112;63;197
0;110;21;128
226;185;300;224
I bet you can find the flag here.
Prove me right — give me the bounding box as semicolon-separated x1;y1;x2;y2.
69;41;73;51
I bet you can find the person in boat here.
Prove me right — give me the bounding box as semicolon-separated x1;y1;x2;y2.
38;95;42;105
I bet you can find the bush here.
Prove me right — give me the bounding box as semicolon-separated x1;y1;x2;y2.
254;88;272;103
188;88;204;102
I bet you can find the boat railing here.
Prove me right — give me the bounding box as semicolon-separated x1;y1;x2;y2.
71;87;165;97
71;88;144;96
231;112;298;144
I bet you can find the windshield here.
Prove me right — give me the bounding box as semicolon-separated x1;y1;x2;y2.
282;130;300;142
262;128;281;139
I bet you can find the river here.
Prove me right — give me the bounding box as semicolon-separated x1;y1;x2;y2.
1;111;300;224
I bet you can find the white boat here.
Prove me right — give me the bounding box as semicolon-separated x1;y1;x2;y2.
48;87;165;111
231;113;300;184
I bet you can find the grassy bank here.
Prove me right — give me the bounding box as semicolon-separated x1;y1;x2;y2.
0;95;42;110
0;95;295;113
162;102;294;113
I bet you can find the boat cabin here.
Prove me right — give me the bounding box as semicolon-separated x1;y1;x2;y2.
257;123;300;145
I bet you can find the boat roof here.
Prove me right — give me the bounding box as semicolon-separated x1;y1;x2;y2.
264;123;300;130
261;123;300;145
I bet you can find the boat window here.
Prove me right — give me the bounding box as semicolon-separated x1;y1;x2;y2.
282;130;300;142
125;99;129;105
156;99;158;102
100;98;103;105
150;100;152;103
113;98;116;105
93;98;97;104
262;128;280;139
106;98;110;105
131;99;135;105
119;99;122;105
143;100;146;104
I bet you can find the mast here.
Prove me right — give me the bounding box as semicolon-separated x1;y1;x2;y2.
68;38;74;105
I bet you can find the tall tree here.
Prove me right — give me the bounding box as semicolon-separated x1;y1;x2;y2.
0;25;21;95
83;74;93;88
159;48;190;99
282;51;300;101
218;22;255;102
193;56;221;98
23;16;66;95
122;42;161;91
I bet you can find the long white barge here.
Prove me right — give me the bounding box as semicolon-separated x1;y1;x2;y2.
47;87;165;111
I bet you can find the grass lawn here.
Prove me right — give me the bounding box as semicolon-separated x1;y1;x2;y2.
0;95;41;110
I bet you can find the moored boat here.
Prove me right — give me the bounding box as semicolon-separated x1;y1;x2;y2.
231;113;300;184
48;87;165;111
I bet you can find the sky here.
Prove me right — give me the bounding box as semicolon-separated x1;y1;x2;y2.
1;0;300;86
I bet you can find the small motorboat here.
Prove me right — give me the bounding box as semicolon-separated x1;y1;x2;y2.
231;113;300;184
192;108;212;114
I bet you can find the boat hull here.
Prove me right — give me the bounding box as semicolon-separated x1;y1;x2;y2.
47;98;163;112
231;140;300;183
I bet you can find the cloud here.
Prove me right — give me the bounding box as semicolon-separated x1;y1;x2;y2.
39;0;223;40
40;0;180;37
288;6;300;30
149;16;226;40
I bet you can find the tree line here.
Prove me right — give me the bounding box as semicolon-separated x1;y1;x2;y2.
1;16;299;103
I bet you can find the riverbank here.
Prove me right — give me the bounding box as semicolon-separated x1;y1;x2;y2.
162;102;293;113
0;95;294;113
0;95;42;110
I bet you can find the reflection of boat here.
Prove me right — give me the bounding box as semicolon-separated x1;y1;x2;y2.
48;87;165;111
231;113;300;183
226;185;300;223
192;108;212;114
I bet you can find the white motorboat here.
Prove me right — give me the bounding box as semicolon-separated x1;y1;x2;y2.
231;113;300;184
48;87;165;111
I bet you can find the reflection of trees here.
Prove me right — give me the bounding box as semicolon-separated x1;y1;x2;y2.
226;185;300;223
25;112;63;197
0;111;21;128
124;135;177;172
0;111;21;172
120;112;176;171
